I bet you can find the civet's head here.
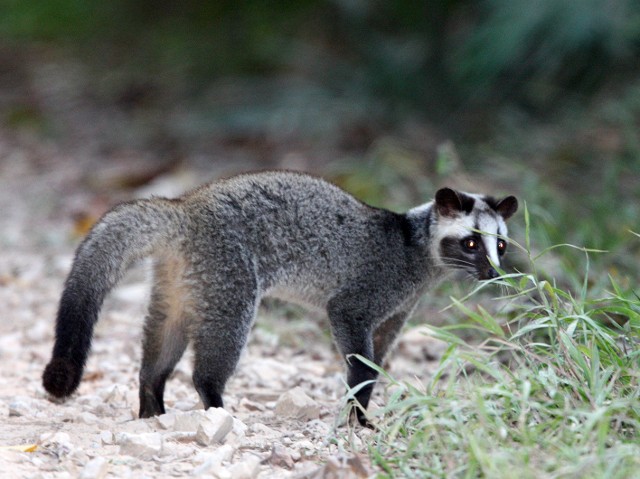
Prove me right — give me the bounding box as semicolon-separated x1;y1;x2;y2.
431;187;518;280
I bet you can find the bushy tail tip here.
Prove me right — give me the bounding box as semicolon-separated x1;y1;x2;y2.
42;358;82;399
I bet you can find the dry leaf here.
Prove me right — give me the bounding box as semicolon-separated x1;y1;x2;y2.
0;444;38;453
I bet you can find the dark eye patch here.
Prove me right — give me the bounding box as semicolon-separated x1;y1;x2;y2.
440;235;485;270
462;236;480;252
497;238;507;256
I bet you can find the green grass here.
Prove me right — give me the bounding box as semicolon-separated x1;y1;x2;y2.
354;208;640;478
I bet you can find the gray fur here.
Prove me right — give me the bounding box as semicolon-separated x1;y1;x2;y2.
42;171;517;427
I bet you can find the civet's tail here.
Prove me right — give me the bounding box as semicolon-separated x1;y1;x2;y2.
42;199;180;398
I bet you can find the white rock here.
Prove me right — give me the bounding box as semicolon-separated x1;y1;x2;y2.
296;440;316;454
0;332;22;357
24;322;51;343
274;387;320;420
9;398;32;417
40;431;74;457
268;444;295;469
99;431;115;445
228;454;261;479
79;456;109;479
192;444;235;475
100;385;128;405
172;410;206;432
78;411;99;425
117;432;163;460
225;418;248;446
76;394;104;409
73;450;92;464
159;440;198;460
155;412;177;430
119;418;154;435
195;409;234;446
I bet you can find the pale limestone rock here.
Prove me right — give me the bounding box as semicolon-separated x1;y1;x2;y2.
192;444;236;476
195;409;234;446
173;410;206;432
9;396;35;417
227;454;261;479
225;418;248;446
41;431;74;456
77;411;99;425
99;431;114;445
155;412;177;430
274;387;320;420
117;432;163;460
79;457;109;479
268;444;295;469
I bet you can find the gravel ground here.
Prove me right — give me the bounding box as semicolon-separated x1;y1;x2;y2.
0;139;446;479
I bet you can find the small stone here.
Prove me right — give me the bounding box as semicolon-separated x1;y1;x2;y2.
296;439;315;453
268;444;295;469
41;431;74;457
117;432;163;460
78;411;99;425
79;456;109;479
99;431;114;445
248;423;278;438
76;394;104;409
155;412;176;430
173;410;205;432
274;387;320;420
9;397;33;417
0;332;23;357
195;409;234;446
239;397;266;412
24;322;50;343
228;454;261;479
100;385;128;406
192;444;235;475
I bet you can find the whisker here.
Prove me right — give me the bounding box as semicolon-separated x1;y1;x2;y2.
439;255;475;266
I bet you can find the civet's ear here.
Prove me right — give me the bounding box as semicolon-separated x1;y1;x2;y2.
435;187;465;217
496;196;518;220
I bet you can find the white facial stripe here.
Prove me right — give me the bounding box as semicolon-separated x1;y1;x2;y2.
477;212;507;267
478;214;500;266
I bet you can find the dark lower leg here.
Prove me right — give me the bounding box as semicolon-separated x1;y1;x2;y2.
192;372;225;409
347;356;379;427
139;371;170;418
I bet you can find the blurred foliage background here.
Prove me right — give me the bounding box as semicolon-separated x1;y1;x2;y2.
0;0;639;289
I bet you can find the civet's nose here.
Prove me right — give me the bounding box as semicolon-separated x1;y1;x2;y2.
486;267;499;280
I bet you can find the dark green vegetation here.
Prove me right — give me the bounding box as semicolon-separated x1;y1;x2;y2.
2;0;640;113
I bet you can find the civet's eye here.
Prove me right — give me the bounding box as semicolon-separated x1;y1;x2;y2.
497;239;507;255
463;237;479;251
